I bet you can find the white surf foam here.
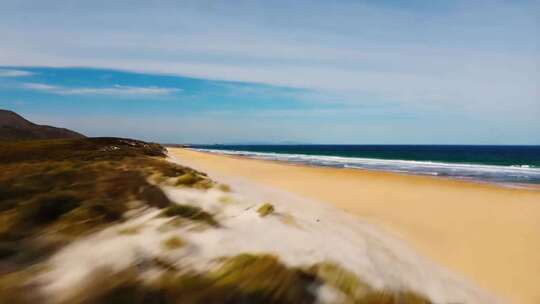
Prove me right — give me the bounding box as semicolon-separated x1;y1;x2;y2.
192;148;540;185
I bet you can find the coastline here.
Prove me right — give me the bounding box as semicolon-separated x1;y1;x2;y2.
189;147;540;189
168;147;540;304
191;148;540;190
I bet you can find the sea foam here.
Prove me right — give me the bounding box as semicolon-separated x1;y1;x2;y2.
192;148;540;186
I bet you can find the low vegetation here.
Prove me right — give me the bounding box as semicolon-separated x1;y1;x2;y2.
64;254;432;304
117;225;143;235
0;138;434;304
359;291;432;304
308;261;372;300
160;204;219;227
175;173;200;186
80;254;318;304
0;137;214;276
257;203;275;217
218;195;234;204
161;236;185;250
174;172;215;190
217;184;231;192
279;213;300;228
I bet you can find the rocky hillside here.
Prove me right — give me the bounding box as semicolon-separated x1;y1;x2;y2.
0;110;85;141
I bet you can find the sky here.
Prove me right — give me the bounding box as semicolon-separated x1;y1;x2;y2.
0;0;538;144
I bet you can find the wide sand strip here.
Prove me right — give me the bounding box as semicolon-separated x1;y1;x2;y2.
168;148;540;304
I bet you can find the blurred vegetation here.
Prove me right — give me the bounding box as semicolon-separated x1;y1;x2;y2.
161;236;185;250
0;138;434;304
308;261;372;300
257;203;275;217
160;204;218;227
0;137;212;273
117;225;143;235
81;254;318;304
66;254;432;304
358;291;432;304
217;184;231;192
174;172;215;190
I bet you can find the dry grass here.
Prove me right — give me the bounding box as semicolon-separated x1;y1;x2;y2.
0;263;49;304
175;173;199;186
63;254;432;304
218;195;234;205
278;213;300;228
161;236;185;250
257;203;275;217
308;261;372;299
359;290;432;304
59;254;316;304
217;184;231;192
117;225;143;235
174;172;215;190
160;204;219;227
0;137;213;279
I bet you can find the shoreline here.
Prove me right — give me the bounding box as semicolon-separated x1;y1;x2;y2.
185;148;540;191
168;147;540;304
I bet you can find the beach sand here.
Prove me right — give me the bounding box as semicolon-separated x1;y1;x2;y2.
168;148;540;304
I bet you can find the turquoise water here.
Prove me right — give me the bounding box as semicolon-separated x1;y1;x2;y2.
191;145;540;185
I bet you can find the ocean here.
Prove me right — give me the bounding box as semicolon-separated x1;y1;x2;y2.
190;145;540;186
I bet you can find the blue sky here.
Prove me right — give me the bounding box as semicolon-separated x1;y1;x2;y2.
0;0;538;144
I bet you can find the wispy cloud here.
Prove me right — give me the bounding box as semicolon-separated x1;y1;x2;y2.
21;83;57;91
21;83;180;96
0;0;538;143
1;0;536;116
0;68;34;77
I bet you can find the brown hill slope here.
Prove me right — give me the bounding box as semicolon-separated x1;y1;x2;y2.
0;110;85;140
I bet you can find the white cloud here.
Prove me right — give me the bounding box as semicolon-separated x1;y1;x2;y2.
61;85;180;96
21;83;57;91
0;0;539;143
0;68;34;77
0;0;536;117
20;83;180;96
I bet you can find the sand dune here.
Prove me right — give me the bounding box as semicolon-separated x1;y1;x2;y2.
168;148;540;304
40;157;497;304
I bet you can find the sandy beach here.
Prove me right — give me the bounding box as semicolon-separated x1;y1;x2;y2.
168;148;540;304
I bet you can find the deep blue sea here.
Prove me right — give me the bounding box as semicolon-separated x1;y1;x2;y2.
190;145;540;186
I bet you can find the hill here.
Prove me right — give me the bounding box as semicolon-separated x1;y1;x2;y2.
0;109;85;140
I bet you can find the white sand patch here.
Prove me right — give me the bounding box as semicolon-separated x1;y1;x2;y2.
37;155;502;304
38;209;165;301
